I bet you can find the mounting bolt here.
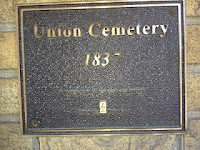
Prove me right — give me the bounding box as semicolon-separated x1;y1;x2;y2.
32;120;39;127
169;10;174;16
170;117;175;123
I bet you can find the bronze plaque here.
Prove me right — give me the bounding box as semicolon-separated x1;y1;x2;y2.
17;0;186;135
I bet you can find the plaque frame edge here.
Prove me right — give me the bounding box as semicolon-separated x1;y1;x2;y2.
16;0;186;136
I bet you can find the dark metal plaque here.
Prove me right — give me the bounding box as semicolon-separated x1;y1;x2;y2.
17;0;186;135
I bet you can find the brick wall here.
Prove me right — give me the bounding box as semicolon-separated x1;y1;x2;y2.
0;0;199;149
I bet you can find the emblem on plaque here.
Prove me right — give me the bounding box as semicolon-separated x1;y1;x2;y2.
99;101;107;114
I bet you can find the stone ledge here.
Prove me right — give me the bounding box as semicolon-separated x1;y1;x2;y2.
188;111;200;120
187;64;200;74
0;23;16;32
0;69;18;79
39;135;177;150
186;17;200;25
0;114;20;123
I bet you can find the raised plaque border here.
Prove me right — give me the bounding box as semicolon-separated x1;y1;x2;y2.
17;0;186;136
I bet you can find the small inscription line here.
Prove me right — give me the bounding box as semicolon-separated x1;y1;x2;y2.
78;109;126;115
58;88;145;95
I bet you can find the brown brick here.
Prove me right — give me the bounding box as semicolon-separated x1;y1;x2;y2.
25;0;89;3
186;0;200;17
22;0;200;18
185;120;200;150
0;124;32;150
0;32;18;69
187;74;200;110
186;26;200;64
40;135;175;150
0;0;24;23
0;0;198;23
0;79;19;114
130;135;175;150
